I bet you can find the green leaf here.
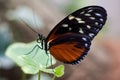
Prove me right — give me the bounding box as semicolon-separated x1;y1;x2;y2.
39;65;64;77
54;65;64;77
19;55;40;74
5;41;56;74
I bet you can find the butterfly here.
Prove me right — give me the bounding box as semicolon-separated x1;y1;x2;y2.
36;5;107;64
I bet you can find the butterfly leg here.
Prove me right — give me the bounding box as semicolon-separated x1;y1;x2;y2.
25;44;42;56
45;52;54;72
50;55;55;72
45;55;50;67
46;54;55;72
31;45;40;58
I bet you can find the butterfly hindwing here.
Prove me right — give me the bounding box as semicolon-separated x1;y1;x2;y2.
49;33;91;64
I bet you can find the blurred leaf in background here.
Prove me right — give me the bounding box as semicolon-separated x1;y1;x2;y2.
6;6;44;30
0;24;12;55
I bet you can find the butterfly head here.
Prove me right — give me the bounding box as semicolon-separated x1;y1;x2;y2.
37;34;45;43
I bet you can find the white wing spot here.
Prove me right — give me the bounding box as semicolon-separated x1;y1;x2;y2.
68;15;75;20
100;24;103;27
86;25;91;29
75;17;82;21
79;28;84;33
85;13;91;16
75;17;85;23
100;18;104;22
62;24;68;27
96;29;99;32
88;7;92;9
77;60;80;63
69;27;72;31
82;37;87;41
85;43;88;47
88;10;93;12
80;11;85;14
95;13;102;17
95;22;99;25
78;20;85;23
89;33;94;37
90;17;95;20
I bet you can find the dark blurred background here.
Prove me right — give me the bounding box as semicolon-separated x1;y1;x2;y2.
0;0;120;80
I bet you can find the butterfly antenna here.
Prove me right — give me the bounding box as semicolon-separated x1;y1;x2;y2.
19;18;40;35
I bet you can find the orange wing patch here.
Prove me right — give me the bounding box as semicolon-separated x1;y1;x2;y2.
49;42;85;63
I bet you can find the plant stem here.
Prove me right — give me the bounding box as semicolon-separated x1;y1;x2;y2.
38;70;41;80
52;75;56;80
22;72;26;80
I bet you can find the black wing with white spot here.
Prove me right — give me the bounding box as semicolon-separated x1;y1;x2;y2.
46;6;107;41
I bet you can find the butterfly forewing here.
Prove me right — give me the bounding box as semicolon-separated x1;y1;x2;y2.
46;6;107;41
45;6;107;64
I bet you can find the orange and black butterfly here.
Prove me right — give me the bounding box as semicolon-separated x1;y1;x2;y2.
37;6;107;64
